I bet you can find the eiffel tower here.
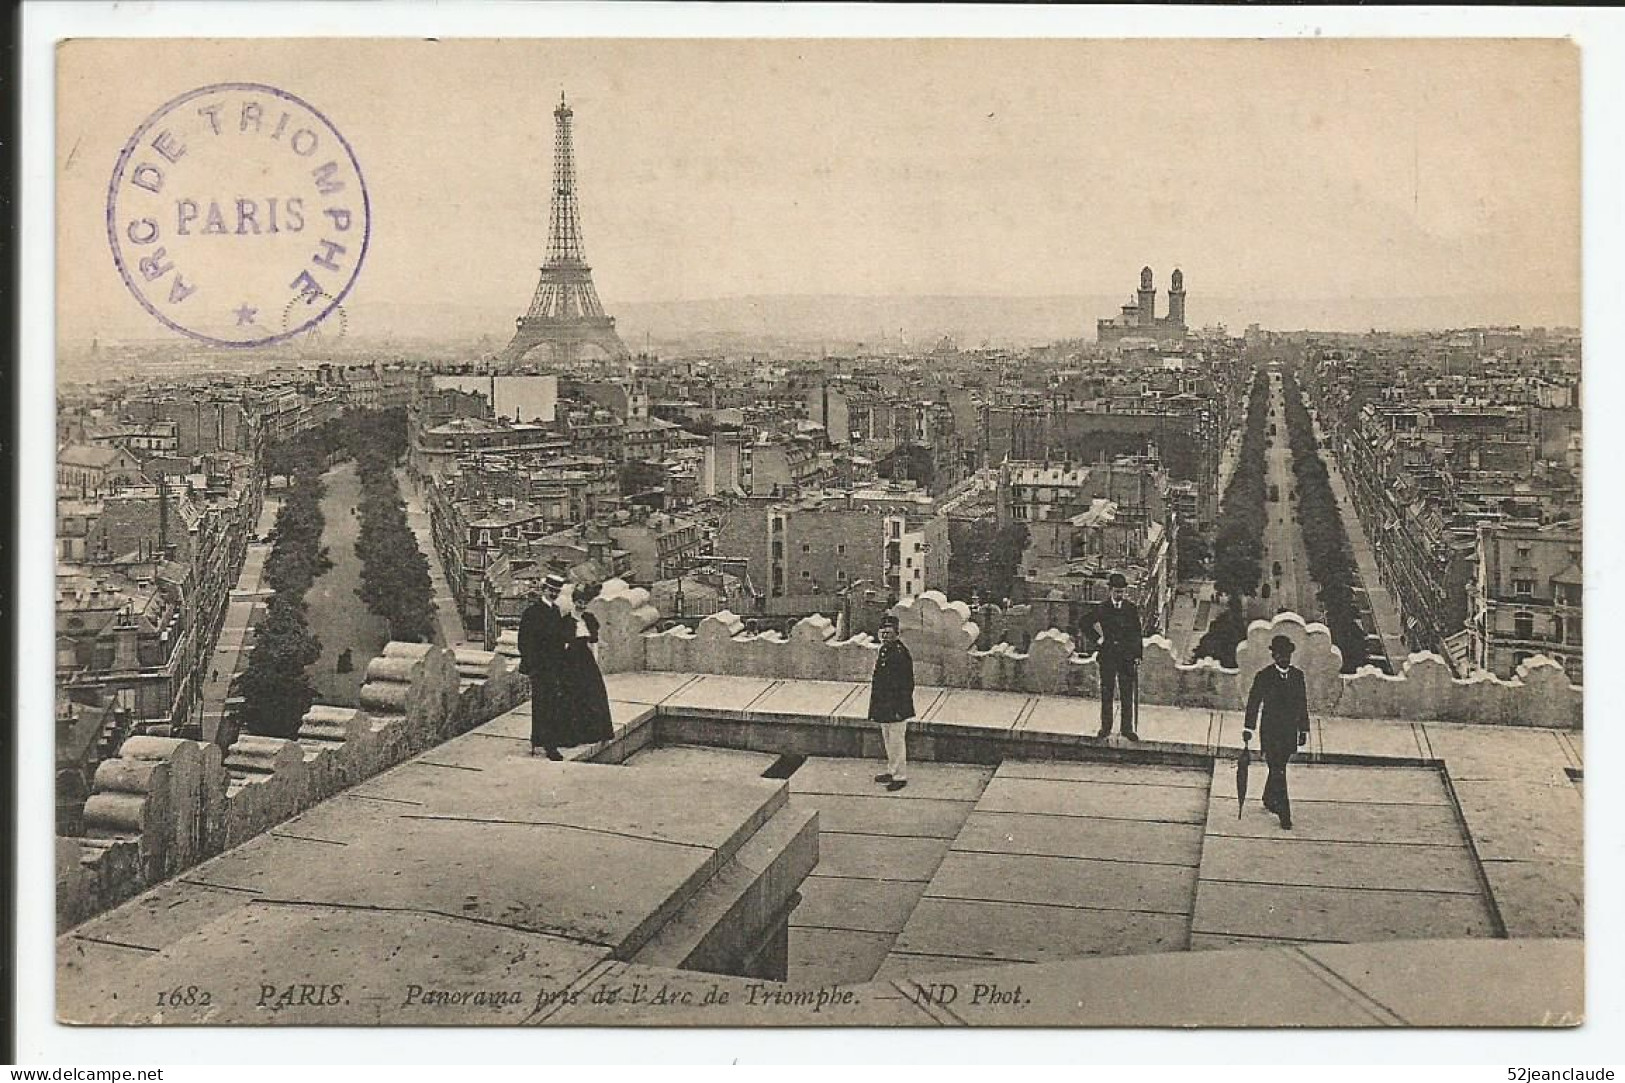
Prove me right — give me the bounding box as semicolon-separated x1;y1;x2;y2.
500;93;630;366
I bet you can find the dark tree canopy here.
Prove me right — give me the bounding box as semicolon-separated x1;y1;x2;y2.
1279;371;1371;672
945;519;1029;605
243;408;429;735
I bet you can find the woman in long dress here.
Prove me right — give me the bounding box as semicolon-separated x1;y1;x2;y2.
560;581;614;747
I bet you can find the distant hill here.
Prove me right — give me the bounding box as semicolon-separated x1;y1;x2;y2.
345;292;1580;347
67;290;1581;360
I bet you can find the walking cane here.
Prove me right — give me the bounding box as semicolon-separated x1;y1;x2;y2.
1131;657;1141;740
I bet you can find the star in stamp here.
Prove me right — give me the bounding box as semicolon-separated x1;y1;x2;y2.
106;82;371;348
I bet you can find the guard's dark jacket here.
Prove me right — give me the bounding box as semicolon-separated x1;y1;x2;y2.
868;639;916;723
1083;599;1144;661
1243;663;1311;757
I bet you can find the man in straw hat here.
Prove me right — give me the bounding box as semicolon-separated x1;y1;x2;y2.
518;572;573;760
1082;571;1143;740
1243;633;1312;829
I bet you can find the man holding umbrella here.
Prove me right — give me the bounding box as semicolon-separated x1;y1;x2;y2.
1242;634;1312;829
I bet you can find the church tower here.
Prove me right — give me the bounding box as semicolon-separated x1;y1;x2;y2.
1167;268;1186;328
1137;266;1157;328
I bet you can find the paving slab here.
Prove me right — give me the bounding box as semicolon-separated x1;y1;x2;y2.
455;701;653;752
788;927;897;986
1421;723;1574;783
892;897;1189;963
746;679;865;718
475;703;533;741
415;731;524;770
1558;730;1583;770
1188;932;1333;951
603;670;704;705
1016;698;1217;746
921;690;1033;732
805;833;952;882
626;744;781;776
1014;696;1099;739
60;902;608;1025
1449;779;1584;865
791;876;929;935
924;850;1196;916
840;685;949;722
1191;880;1497;944
872;951;1036;982
203;815;715;948
1202;794;1467;846
1479;859;1584;939
56;936;161;1019
66;879;261;954
788;757;994;802
1208;762;1451;805
270;789;427;842
1317;717;1427;762
660;674;779;714
793;792;974;839
137;758;790;954
952;811;1203;867
1199;835;1484;895
998;759;1211;788
1128;703;1223;748
348;757;784;851
975;775;1208;824
1303;939;1583;1027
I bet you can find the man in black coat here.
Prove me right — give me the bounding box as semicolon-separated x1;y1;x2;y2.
1243;634;1312;829
1082;572;1143;740
517;573;572;760
869;613;915;793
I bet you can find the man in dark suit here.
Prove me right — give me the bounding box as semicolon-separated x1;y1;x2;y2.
518;573;573;760
1082;572;1143;740
1243;634;1312;829
869;613;915;793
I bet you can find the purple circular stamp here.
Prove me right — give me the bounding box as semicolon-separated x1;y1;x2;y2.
106;82;371;348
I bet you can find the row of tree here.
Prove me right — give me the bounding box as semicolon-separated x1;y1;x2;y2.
1195;370;1272;666
240;408;428;735
1279;372;1371;672
348;409;436;643
239;442;332;737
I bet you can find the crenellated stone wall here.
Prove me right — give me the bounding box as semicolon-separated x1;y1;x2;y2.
57;643;530;930
61;581;1581;929
583;581;1583;730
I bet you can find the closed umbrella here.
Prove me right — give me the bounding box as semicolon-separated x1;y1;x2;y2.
1236;730;1252;819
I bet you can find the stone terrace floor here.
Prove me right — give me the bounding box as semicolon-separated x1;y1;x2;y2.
606;671;1582;944
57;670;1583;1027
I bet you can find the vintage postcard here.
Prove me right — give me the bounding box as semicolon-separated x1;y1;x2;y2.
48;35;1583;1033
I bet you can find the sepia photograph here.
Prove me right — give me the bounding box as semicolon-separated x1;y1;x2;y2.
33;26;1593;1044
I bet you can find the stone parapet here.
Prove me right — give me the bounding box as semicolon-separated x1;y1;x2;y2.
582;583;1582;729
57;640;530;930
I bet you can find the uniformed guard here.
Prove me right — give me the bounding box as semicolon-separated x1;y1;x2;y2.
869;613;915;792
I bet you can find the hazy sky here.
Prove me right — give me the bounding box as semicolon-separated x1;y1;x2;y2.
59;37;1580;336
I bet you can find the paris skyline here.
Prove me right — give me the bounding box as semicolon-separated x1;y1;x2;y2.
58;37;1580;342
